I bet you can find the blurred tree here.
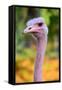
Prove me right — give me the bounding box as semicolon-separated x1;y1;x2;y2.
16;7;40;53
15;7;60;56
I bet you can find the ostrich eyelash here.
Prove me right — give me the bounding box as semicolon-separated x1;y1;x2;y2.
38;23;43;26
28;27;32;30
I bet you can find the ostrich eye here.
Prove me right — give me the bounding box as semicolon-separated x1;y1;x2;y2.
38;23;43;26
28;27;32;30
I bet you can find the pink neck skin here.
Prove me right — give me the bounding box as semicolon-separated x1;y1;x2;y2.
34;35;47;82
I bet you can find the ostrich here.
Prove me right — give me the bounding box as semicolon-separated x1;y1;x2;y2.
24;17;48;82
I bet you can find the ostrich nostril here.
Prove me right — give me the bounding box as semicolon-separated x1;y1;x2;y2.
38;23;43;27
28;27;32;30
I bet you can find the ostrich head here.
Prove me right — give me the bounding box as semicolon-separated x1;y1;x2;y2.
24;17;48;40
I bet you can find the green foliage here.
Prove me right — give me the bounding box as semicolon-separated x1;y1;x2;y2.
15;7;60;58
16;48;36;60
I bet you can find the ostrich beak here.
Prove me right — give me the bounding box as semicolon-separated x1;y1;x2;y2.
24;27;30;33
24;25;48;35
24;26;37;33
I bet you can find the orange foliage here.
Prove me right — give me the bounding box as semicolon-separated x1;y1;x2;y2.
16;57;59;83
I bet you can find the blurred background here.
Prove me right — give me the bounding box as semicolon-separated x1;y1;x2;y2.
15;6;60;83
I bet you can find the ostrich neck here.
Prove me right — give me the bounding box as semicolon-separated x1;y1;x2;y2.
34;36;47;82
